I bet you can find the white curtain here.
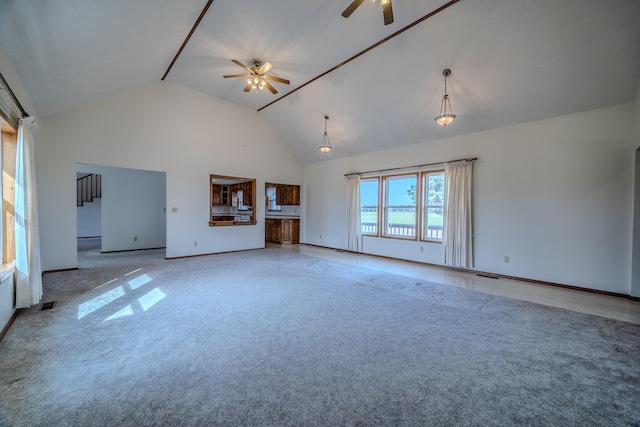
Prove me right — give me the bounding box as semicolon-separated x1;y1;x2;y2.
15;116;43;308
346;175;362;251
444;160;474;268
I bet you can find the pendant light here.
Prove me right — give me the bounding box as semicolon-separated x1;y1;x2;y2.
319;114;332;153
435;68;456;127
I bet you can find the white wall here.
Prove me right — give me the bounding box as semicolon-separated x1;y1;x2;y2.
101;166;166;252
39;81;303;270
631;83;640;298
304;103;637;294
633;147;640;298
0;273;14;334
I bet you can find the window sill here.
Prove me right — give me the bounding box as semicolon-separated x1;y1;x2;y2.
420;239;443;244
380;235;418;241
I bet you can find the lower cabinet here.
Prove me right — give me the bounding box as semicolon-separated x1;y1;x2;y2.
265;219;280;243
265;218;300;244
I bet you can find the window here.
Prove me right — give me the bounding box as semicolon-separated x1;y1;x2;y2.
383;174;417;239
421;170;444;241
265;185;281;211
360;178;379;236
356;169;446;243
1;127;17;272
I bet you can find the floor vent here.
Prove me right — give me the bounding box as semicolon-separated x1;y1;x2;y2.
476;273;499;280
39;301;56;311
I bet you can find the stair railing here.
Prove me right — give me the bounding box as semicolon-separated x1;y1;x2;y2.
77;174;102;206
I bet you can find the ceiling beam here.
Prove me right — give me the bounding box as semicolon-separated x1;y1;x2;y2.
257;0;460;112
161;0;215;81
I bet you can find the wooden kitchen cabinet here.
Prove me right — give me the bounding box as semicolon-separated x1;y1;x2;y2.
291;218;300;243
265;218;299;244
276;185;285;205
212;184;221;205
243;181;252;206
265;218;275;242
212;184;229;206
274;184;301;205
291;185;300;205
281;219;292;243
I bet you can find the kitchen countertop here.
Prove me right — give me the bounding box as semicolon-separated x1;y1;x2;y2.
265;216;300;220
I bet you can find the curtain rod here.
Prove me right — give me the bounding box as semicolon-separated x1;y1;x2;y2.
0;72;29;118
344;157;478;177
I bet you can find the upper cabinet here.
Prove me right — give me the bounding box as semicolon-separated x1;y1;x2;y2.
211;184;230;206
291;185;300;205
270;183;300;206
240;181;252;207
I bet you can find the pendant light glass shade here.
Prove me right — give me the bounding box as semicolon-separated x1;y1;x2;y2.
435;69;456;127
319;114;332;153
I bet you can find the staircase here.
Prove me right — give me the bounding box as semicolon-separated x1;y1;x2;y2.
77;174;102;206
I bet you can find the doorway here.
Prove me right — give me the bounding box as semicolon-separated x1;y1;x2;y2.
76;163;167;255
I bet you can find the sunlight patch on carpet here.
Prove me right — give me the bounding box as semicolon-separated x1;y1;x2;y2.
79;270;162;320
138;288;166;311
128;274;151;290
104;305;134;321
78;286;125;319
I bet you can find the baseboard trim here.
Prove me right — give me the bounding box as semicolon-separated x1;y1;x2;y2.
0;308;21;343
42;267;79;276
300;243;638;301
166;247;264;260
102;247;166;254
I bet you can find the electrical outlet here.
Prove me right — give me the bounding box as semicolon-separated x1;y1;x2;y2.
134;236;138;242
319;234;322;239
171;207;178;213
420;246;424;252
504;256;510;263
194;241;198;246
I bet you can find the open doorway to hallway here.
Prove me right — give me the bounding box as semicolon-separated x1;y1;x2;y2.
76;163;167;257
77;172;102;239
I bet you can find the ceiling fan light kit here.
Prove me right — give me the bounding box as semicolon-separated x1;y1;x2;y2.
319;115;332;153
435;68;456;127
223;59;290;94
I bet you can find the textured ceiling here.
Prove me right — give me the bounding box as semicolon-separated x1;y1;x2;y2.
1;0;639;164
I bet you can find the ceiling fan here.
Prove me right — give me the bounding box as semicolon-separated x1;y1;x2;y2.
223;59;290;94
342;0;394;25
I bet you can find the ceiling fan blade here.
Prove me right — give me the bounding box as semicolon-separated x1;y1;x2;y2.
223;74;251;79
244;83;252;92
382;0;394;25
264;81;278;94
263;75;290;85
342;0;365;18
258;62;272;75
231;59;252;73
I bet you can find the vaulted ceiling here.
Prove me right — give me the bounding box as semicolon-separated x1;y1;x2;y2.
1;0;639;164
